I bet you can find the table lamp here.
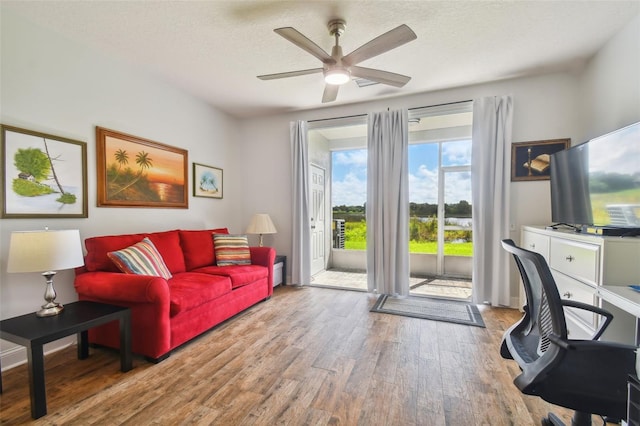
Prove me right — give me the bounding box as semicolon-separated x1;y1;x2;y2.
246;213;277;247
7;229;85;317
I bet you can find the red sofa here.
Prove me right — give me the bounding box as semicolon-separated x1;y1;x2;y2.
74;228;275;362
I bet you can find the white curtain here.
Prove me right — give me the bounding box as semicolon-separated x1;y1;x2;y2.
290;120;311;285
366;109;410;296
471;96;513;306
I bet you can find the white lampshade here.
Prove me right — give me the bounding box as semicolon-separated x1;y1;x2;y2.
246;214;277;235
8;229;85;273
246;214;277;247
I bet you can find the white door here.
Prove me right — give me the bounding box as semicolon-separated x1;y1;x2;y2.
310;165;326;275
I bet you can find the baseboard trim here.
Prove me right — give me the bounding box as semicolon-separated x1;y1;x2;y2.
1;336;76;372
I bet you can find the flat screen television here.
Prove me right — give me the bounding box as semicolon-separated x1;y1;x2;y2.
550;121;640;233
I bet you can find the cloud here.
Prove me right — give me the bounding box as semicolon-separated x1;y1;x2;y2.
442;140;472;166
333;150;367;167
332;172;366;206
408;165;438;204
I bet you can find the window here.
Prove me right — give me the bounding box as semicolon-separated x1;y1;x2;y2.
332;148;367;249
408;103;473;278
408;140;472;257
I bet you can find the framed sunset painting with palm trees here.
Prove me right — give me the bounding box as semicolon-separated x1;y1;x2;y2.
1;124;88;218
96;127;188;208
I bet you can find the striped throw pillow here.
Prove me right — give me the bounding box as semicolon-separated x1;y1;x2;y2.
107;237;172;279
213;234;251;266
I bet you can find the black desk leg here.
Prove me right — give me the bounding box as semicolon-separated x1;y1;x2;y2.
120;311;132;372
78;330;89;359
27;343;46;419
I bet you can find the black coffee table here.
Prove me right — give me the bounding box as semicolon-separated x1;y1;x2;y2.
0;301;132;419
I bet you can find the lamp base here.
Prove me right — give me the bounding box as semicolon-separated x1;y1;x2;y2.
37;271;64;317
37;302;64;317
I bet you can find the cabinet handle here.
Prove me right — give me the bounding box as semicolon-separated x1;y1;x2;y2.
563;291;572;298
529;243;535;249
565;255;574;262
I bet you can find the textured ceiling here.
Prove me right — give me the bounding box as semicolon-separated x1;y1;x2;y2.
3;1;638;118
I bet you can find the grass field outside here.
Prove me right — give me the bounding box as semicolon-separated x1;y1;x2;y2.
343;219;473;256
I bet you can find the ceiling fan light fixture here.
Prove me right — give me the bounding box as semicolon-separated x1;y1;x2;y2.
324;68;350;85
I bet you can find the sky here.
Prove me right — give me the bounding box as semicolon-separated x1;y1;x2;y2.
332;140;472;207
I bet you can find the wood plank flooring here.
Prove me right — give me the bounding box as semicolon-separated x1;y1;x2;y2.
0;286;603;425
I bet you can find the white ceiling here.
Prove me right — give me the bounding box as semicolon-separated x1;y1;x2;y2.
4;1;638;119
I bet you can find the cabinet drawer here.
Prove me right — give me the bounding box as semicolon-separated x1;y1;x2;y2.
565;312;595;340
549;239;600;285
522;231;549;259
554;272;596;326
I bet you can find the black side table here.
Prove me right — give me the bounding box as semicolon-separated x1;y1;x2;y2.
0;301;132;419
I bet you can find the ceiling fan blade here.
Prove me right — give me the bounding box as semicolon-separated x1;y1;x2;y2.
322;84;339;103
274;27;335;64
342;24;417;66
257;68;323;80
350;66;411;88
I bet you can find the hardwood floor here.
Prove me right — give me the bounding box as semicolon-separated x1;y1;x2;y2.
0;286;599;425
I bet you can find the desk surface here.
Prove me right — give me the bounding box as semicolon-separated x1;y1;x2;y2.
598;286;640;319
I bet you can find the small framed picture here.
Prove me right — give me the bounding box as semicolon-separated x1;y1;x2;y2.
96;127;188;208
193;163;223;199
1;124;88;218
511;138;570;181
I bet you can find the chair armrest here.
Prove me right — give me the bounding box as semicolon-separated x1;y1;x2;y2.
74;271;170;304
249;246;276;268
561;299;613;340
548;333;574;350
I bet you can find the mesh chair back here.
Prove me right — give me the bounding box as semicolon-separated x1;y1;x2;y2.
502;239;567;358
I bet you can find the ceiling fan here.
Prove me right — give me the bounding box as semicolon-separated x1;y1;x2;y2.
257;19;417;103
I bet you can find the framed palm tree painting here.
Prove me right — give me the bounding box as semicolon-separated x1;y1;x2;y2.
96;127;188;208
1;124;88;218
193;163;223;199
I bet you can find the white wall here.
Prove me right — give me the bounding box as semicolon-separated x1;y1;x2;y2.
579;14;640;140
0;8;244;365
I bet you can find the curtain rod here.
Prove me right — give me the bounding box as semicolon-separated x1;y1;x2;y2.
408;99;472;110
307;99;473;123
308;113;366;123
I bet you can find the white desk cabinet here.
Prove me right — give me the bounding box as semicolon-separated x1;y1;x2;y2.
521;226;640;343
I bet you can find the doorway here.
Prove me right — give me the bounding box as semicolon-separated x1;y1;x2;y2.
310;164;326;276
306;105;473;300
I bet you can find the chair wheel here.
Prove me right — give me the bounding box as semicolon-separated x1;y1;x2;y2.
541;418;553;426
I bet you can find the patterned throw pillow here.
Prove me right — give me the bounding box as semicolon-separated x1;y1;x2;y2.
107;237;172;279
213;234;251;266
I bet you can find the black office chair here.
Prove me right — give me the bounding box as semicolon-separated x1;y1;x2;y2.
500;239;637;426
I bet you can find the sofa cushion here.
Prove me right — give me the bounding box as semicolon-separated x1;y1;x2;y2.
108;237;173;279
179;228;229;271
168;272;231;316
192;264;267;289
213;234;251;266
146;230;185;274
85;233;146;272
